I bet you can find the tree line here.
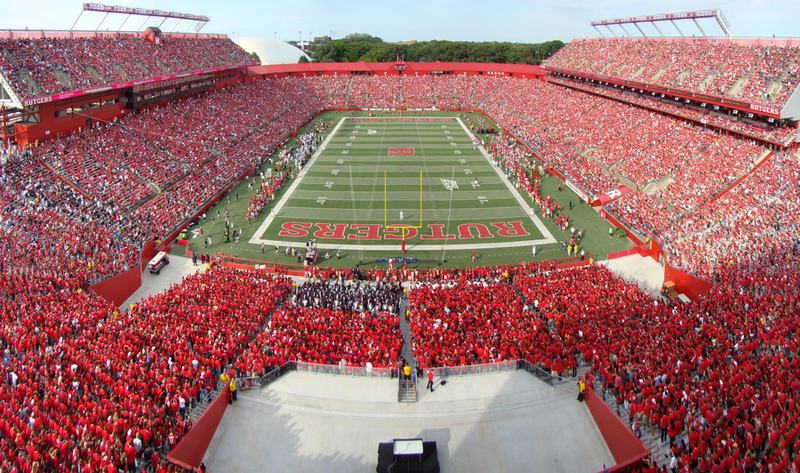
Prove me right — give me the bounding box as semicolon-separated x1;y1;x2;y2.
295;34;564;65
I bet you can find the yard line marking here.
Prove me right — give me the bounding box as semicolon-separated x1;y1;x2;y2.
455;116;556;245
415;119;440;219
365;117;387;219
249;116;348;244
440;178;459;191
251;116;557;251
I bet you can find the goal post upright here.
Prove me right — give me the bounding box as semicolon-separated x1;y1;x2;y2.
384;170;388;228
384;169;424;256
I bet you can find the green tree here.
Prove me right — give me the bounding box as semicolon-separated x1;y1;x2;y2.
305;35;564;65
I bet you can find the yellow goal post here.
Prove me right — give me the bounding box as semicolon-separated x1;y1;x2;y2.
384;170;423;230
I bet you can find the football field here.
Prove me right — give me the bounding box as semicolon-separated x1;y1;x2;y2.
250;116;557;254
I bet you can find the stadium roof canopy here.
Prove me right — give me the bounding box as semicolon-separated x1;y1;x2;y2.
233;38;309;65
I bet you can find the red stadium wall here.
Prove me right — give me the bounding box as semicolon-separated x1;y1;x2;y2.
250;61;546;78
16;100;128;146
664;265;713;300
168;389;230;470
89;238;156;308
13;70;246;147
89;264;142;307
140;239;157;271
585;388;649;472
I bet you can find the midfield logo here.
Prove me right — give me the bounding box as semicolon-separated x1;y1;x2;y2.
388;147;415;157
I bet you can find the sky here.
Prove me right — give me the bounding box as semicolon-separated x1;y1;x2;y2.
3;0;799;43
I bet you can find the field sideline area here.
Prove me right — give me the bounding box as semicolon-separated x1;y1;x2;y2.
180;111;632;268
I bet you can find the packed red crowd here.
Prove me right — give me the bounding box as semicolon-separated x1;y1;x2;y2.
21;76;321;256
0;152;140;283
0;266;291;472
7;70;794;285
408;274;563;369
544;37;800;108
659;150;800;278
0;34;253;100
5;39;800;473
548;77;798;145
404;246;800;472
482;75;768;226
242;304;402;371
237;279;404;376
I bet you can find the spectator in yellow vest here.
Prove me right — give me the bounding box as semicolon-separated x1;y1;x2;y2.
229;378;237;404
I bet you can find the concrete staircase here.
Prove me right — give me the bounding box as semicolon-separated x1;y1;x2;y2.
591;382;676;467
17;70;41;97
189;383;224;423
727;75;750;98
85;65;105;83
112;63;129;81
651;67;668;83
397;296;418;403
698;72;718;93
52;68;72;89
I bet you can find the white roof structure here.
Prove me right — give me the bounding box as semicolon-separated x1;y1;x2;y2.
233;37;310;65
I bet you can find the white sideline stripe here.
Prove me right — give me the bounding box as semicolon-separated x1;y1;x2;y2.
250;116;558;251
455;117;557;246
249;117;348;246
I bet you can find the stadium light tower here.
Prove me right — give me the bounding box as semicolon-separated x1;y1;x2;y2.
72;3;210;33
591;9;732;38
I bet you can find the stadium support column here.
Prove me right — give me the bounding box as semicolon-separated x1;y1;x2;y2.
650;21;665;36
692;18;707;37
670;20;685;37
1;106;7;148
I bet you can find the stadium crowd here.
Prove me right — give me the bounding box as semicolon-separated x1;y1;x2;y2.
0;266;291;472
659;150;800;278
4;69;793;284
548;76;798;145
3;38;800;471
544;37;800;107
0;34;253;99
404;247;800;472
407;272;565;370
236;280;403;376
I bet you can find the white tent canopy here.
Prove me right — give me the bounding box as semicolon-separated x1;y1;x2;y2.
233;37;310;65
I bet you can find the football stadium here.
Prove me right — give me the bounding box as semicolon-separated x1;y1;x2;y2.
1;2;799;472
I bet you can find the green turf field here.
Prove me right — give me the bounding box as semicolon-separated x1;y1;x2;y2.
251;115;555;253
180;111;632;268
